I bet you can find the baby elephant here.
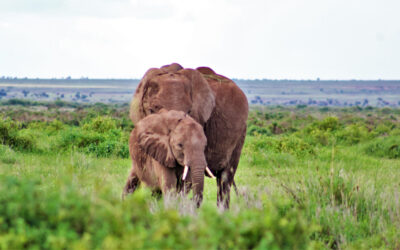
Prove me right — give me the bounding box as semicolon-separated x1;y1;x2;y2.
122;110;214;206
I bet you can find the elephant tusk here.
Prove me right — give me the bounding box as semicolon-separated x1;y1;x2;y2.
205;166;215;179
182;165;189;180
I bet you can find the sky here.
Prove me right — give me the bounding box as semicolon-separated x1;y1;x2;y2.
0;0;399;80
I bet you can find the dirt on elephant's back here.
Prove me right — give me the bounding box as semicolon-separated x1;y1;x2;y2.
201;74;231;85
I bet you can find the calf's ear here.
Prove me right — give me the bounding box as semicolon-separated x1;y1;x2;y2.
138;131;176;168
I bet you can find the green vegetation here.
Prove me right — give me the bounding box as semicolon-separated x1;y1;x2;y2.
1;102;400;249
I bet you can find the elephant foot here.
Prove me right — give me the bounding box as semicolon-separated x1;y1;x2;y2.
151;189;162;199
122;176;140;200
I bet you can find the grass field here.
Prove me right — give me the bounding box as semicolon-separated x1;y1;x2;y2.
1;102;400;249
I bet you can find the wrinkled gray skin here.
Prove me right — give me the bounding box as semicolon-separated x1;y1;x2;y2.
122;110;207;207
129;63;248;209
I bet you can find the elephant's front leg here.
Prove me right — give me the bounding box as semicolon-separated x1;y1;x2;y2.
155;162;178;195
183;181;192;196
217;168;234;209
176;169;192;196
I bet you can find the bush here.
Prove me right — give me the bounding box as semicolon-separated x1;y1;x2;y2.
245;135;314;158
247;125;271;136
275;136;315;156
0;176;315;249
83;116;117;133
12;129;37;151
56;126;129;158
86;140;128;158
299;117;340;146
0;117;17;143
364;136;400;159
57;129;105;149
306;117;340;133
336;124;372;145
308;129;332;146
0;117;36;151
375;124;392;136
48;119;64;133
0;145;17;164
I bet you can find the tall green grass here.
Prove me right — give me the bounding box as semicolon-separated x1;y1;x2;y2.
1;102;400;249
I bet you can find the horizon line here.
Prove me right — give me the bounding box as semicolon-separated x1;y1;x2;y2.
1;76;400;82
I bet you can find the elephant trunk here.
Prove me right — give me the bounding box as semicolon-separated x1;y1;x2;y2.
190;164;205;208
184;152;206;207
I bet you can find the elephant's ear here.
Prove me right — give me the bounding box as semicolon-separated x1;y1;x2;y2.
138;131;176;168
161;63;183;73
196;67;216;75
130;68;164;124
180;69;215;125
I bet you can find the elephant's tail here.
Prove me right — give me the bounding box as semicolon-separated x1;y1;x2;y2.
232;180;239;197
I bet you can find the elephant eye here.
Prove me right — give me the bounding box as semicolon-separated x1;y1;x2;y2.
178;143;183;148
149;105;161;114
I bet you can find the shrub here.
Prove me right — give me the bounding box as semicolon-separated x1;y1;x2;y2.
3;98;35;106
13;129;37;151
27;121;48;130
336;124;372;145
297;117;340;146
308;129;332;146
247;125;271;136
364;136;400;159
245;135;314;158
390;128;400;136
296;104;307;109
48;119;64;133
275;136;315;156
57;129;105;150
0;176;315;249
269;122;284;134
308;116;340;132
0;145;17;164
375;124;392;136
0;117;18;143
83;116;117;133
0;118;36;151
56;126;129;158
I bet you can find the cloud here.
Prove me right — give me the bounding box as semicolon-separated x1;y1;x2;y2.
0;0;175;19
0;0;400;79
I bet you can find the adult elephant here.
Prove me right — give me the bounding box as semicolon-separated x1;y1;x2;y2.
129;63;248;208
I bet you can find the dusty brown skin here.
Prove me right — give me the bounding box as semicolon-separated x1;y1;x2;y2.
129;63;248;208
123;110;208;206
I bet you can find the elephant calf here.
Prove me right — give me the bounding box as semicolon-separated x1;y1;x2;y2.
122;109;214;207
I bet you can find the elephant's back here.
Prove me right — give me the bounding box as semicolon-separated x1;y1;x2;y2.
198;69;248;126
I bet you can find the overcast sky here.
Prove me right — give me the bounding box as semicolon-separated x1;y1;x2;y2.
0;0;399;79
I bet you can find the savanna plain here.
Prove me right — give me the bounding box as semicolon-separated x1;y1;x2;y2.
1;100;400;249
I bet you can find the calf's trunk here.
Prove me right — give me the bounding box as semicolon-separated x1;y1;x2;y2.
190;164;205;208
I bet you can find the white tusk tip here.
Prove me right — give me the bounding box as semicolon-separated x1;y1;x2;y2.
182;165;189;180
205;166;215;179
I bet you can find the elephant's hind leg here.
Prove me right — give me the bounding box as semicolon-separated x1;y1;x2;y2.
228;130;246;197
217;169;233;209
217;129;246;209
122;170;141;200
